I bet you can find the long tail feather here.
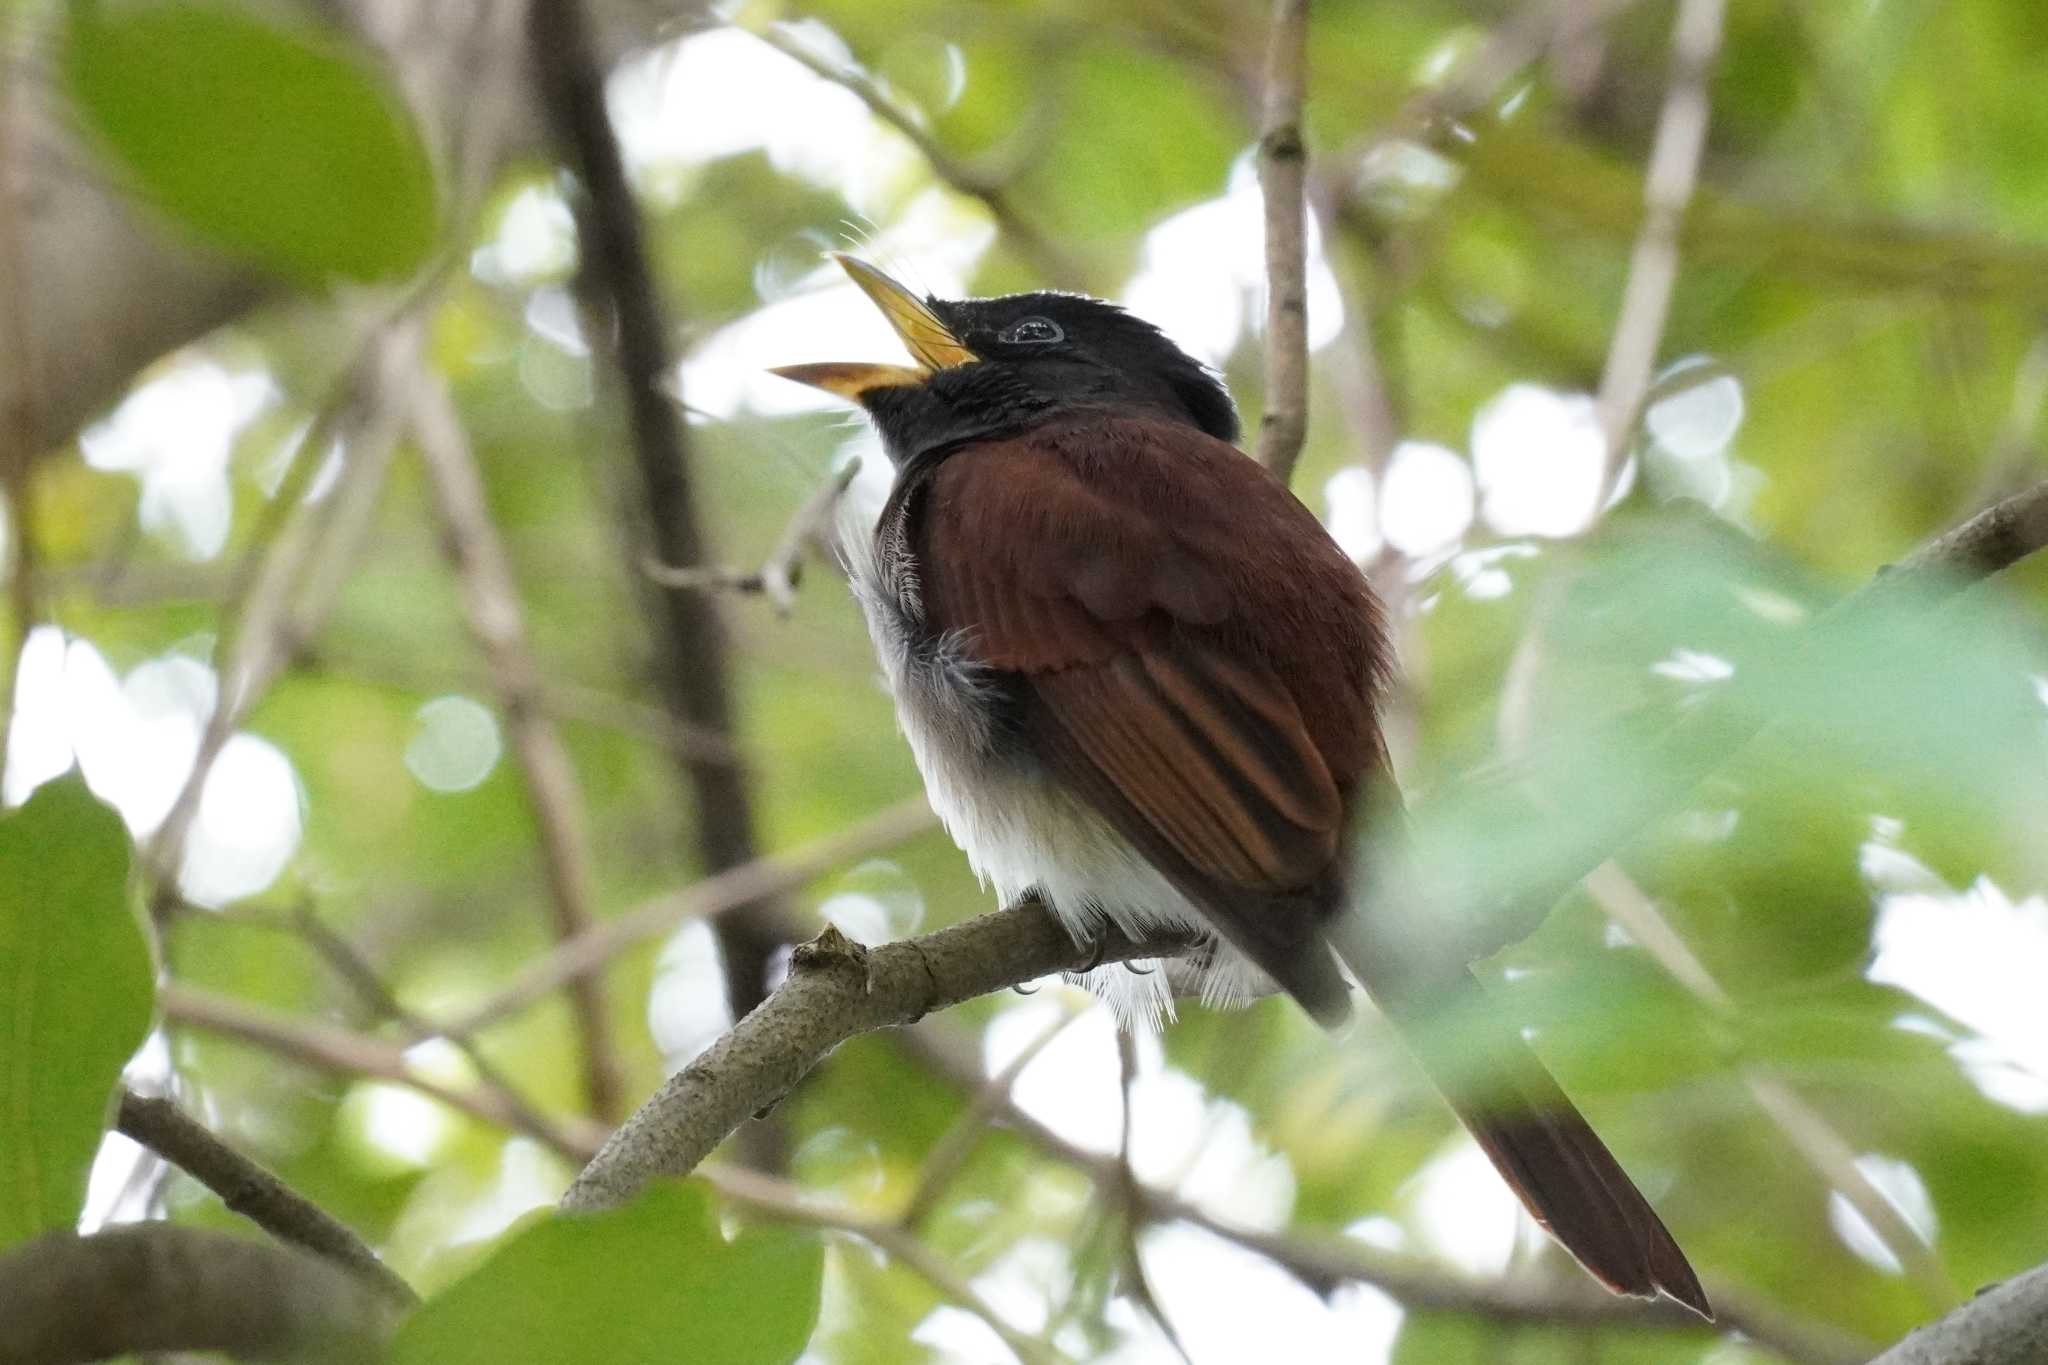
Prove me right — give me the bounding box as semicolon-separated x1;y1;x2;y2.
1332;924;1711;1319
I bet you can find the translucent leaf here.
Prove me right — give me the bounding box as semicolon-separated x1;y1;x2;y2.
389;1180;823;1364
63;0;441;283
0;775;150;1249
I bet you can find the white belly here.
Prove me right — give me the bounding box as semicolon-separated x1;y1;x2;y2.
841;494;1273;1027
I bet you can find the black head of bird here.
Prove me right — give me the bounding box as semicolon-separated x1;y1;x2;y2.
774;253;1711;1320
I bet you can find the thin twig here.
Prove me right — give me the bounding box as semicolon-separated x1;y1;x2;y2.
408;358;626;1121
701;1165;1070;1365
898;1028;1870;1364
529;0;789;1047
159;982;605;1163
113;1090;415;1307
1592;0;1727;500
284;900;587;1166
745;23;1085;286
145;323;418;919
1254;0;1311;484
642;456;861;616
1114;1030;1193;1365
302;643;738;765
898;1004;1082;1231
0;16;42;780
0;1224;401;1365
439;793;937;1039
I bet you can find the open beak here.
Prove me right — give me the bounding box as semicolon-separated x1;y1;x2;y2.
770;254;978;401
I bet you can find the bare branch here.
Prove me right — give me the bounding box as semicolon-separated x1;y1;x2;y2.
114;1089;415;1306
408;358;626;1121
898;1028;1873;1364
0;1224;399;1364
745;23;1086;286
1592;0;1726;498
0;34;43;781
283;900;589;1172
898;1004;1081;1231
159;982;605;1163
145;322;418;919
1870;1260;2048;1365
440;793;937;1039
559;904;1197;1213
642;456;861;615
702;1165;1070;1365
528;0;790;1047
1254;0;1311;484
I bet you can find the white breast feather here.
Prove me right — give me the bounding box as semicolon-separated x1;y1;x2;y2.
838;473;1277;1029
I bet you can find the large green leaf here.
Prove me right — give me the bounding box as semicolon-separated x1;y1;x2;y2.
62;0;441;283
389;1181;823;1364
0;775;151;1249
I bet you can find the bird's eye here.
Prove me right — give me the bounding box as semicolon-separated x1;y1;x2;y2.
998;316;1064;345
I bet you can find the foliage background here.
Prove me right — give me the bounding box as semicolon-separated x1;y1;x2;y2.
6;0;2048;1361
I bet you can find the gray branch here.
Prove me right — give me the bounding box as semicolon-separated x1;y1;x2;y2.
559;904;1193;1212
0;1225;399;1364
115;1089;415;1307
1870;1263;2048;1365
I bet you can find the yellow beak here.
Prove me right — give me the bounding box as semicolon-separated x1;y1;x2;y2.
770;254;978;400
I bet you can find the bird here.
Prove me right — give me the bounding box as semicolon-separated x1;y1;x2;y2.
772;253;1710;1319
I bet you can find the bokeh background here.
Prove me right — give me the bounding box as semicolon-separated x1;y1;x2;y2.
7;0;2048;1360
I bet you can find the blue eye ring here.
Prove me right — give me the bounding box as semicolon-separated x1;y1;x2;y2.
999;316;1064;345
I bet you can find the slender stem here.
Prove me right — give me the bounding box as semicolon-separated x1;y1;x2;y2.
1592;0;1726;498
159;983;605;1163
527;0;788;1050
897;1027;1871;1364
439;794;936;1039
744;24;1085;286
114;1090;416;1306
702;1165;1071;1365
409;359;626;1121
1255;0;1311;484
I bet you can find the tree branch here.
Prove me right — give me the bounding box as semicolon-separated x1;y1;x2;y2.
114;1089;415;1307
1870;1261;2048;1365
896;1026;1873;1364
745;23;1085;286
408;356;627;1121
1592;0;1726;497
559;904;1196;1213
528;0;789;1051
700;1165;1070;1365
438;793;936;1039
144;320;418;919
1255;0;1311;485
159;982;605;1163
0;1224;398;1364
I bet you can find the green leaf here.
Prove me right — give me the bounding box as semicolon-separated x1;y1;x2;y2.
62;0;441;283
0;775;151;1250
390;1181;823;1364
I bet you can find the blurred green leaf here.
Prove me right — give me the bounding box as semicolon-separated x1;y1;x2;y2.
0;776;150;1250
63;0;440;283
389;1180;823;1364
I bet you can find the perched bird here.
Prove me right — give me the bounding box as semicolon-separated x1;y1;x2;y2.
774;255;1709;1318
